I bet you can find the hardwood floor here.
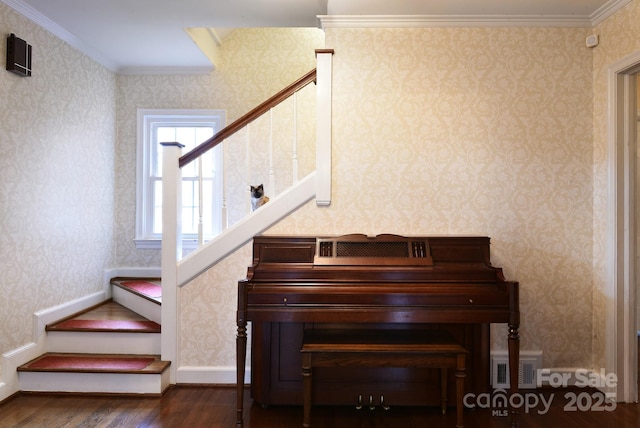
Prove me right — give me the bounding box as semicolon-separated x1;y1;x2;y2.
0;386;638;427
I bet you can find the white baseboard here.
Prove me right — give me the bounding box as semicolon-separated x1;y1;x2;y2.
1;342;43;402
1;287;113;401
33;291;106;342
177;366;251;385
105;267;161;279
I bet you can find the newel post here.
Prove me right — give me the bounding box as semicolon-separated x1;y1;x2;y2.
160;141;184;384
315;49;334;206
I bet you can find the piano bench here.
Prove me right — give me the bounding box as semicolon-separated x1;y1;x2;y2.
300;329;468;428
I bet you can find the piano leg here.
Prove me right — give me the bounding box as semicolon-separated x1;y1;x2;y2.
508;322;520;428
236;323;247;427
302;353;312;427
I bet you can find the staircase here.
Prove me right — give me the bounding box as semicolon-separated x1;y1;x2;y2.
17;279;170;395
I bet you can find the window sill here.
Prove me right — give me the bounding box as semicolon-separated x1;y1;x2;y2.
134;238;204;251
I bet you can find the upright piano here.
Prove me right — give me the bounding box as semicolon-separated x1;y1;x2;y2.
236;234;520;427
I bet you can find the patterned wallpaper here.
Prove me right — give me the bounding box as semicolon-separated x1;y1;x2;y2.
0;4;116;378
113;29;325;368
114;28;324;267
182;25;599;369
3;0;640;383
123;21;635;371
268;26;596;368
591;0;640;371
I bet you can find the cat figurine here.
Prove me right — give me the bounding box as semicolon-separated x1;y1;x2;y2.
250;184;270;211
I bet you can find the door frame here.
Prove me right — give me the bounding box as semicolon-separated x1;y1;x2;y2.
607;50;640;403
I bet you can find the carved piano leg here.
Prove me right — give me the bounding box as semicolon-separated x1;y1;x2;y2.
440;368;448;414
508;322;520;428
236;323;247;427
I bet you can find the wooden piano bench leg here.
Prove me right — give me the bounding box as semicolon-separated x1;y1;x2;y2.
440;368;448;414
455;353;466;428
302;353;312;428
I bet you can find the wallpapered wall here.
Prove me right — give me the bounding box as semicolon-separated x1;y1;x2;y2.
3;0;640;383
0;4;116;378
591;0;640;370
114;28;324;268
114;29;325;369
131;21;639;371
182;25;599;370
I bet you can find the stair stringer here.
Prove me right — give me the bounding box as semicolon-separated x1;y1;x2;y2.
176;171;317;287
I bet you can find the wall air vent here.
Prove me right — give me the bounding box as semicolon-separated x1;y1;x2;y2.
491;351;542;389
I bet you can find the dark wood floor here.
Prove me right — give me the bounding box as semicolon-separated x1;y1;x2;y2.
0;386;638;428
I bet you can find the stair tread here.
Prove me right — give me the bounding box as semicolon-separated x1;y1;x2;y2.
18;353;170;374
111;278;162;304
47;301;160;333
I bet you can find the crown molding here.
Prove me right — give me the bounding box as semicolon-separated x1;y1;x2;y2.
2;0;216;75
117;66;214;76
2;0;119;72
319;0;631;29
591;0;631;26
319;14;597;28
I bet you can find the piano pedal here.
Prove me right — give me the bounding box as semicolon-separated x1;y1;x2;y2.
380;395;391;410
369;395;376;410
356;394;363;410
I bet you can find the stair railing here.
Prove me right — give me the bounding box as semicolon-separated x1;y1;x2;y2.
160;49;333;383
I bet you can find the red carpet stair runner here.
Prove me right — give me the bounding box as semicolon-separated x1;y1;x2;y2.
17;278;170;395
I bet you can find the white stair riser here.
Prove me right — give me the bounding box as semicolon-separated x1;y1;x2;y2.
19;370;170;394
112;286;161;324
46;331;160;354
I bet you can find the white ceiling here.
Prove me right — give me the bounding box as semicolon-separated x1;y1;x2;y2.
2;0;623;74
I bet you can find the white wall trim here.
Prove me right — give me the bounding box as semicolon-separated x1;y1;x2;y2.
0;342;42;402
591;0;632;26
105;267;161;279
319;0;631;29
319;14;595;29
33;291;106;343
177;366;250;385
0;289;109;402
118;66;213;76
1;0;119;71
606;49;640;404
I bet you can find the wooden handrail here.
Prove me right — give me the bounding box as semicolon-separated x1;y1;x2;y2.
179;68;317;168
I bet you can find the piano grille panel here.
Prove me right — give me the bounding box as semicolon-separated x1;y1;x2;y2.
336;241;409;258
314;236;433;265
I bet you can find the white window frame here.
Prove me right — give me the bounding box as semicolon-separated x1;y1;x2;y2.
135;108;225;250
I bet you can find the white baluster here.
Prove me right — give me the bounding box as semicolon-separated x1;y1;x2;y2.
221;140;228;230
198;156;204;247
269;108;275;196
245;124;251;214
292;91;299;183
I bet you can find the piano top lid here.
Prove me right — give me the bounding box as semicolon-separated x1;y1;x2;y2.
314;234;433;266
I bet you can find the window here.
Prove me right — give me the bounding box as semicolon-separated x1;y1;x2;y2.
135;109;225;249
